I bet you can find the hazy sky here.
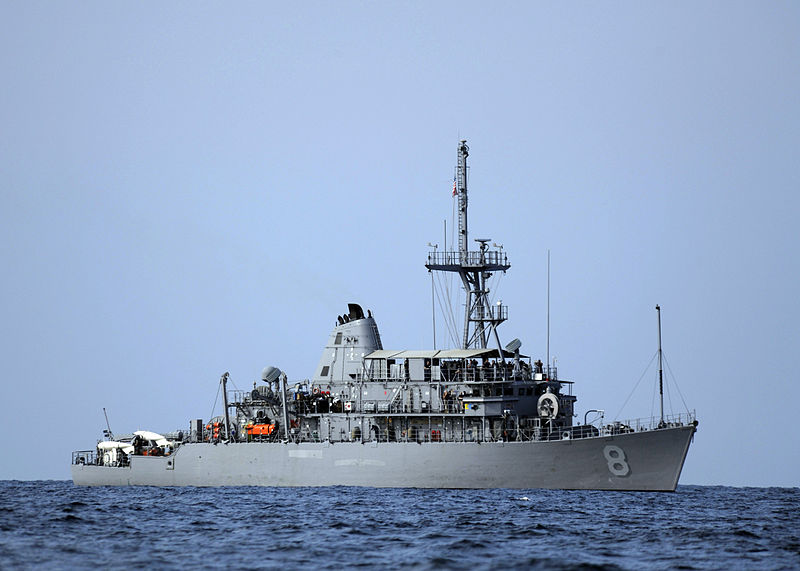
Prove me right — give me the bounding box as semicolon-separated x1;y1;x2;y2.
1;2;798;487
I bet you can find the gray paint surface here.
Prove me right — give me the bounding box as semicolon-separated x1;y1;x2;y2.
71;142;698;491
73;425;694;491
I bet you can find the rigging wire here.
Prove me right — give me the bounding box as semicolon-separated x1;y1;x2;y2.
614;350;658;420
449;288;462;346
488;270;504;307
437;276;455;344
433;275;450;343
434;182;510;349
664;368;673;417
208;380;221;422
448;195;459;343
650;368;658;420
650;371;658;418
662;353;691;414
433;273;460;347
428;195;463;349
438;272;460;342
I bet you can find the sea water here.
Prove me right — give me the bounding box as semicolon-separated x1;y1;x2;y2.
0;481;797;569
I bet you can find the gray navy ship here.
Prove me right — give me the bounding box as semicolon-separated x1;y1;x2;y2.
72;141;697;490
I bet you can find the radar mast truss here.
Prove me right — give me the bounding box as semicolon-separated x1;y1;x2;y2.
425;140;511;350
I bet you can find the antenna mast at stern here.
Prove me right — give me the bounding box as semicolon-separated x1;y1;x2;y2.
426;140;511;350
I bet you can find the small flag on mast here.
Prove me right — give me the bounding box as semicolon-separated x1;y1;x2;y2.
452;175;457;196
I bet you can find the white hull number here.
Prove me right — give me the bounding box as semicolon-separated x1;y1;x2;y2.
603;445;630;476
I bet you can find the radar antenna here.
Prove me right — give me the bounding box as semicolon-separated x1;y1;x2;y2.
426;140;511;350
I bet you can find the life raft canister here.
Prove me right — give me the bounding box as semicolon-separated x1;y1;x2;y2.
246;423;275;436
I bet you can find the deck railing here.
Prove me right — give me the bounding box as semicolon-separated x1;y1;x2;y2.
598;411;697;435
364;365;549;384
426;250;510;268
512;410;698;442
71;410;696;455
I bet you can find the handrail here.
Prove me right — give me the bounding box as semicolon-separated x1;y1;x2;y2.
365;365;540;384
584;411;697;436
426;250;510;268
72;411;697;456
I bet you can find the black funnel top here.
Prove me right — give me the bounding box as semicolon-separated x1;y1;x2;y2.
348;303;365;321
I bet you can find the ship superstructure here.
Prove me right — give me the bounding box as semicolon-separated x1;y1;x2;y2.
72;141;697;490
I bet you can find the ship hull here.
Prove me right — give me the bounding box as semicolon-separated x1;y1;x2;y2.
72;425;695;491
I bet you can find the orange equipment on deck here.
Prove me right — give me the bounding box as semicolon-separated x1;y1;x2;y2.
247;423;276;436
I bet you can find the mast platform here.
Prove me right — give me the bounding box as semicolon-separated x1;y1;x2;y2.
425;250;510;272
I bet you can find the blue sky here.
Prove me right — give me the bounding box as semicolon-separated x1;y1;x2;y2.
1;2;798;486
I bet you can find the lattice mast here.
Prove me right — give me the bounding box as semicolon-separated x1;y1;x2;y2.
426;140;511;350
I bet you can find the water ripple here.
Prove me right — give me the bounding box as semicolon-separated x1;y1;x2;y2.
0;482;798;569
